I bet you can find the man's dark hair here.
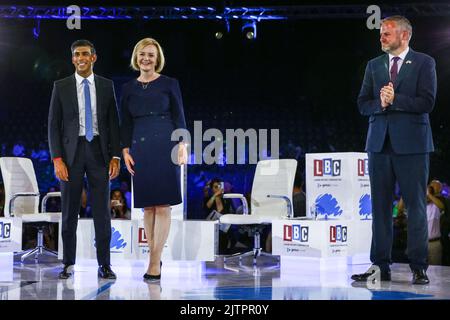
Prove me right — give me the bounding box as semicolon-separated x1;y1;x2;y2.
71;39;96;55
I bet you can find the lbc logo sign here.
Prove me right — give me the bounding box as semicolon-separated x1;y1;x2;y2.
314;159;341;176
138;228;147;245
0;222;11;239
330;225;347;243
284;225;309;242
358;159;369;176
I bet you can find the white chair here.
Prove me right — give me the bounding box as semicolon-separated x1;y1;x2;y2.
0;157;61;262
219;159;297;265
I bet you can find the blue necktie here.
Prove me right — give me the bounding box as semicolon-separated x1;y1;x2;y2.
82;79;93;142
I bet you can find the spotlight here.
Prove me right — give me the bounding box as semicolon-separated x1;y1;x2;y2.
214;19;230;40
215;31;224;40
242;21;257;40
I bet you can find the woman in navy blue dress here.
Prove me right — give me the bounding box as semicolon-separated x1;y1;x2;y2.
120;38;187;281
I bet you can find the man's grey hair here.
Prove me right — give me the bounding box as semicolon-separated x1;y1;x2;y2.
382;15;413;41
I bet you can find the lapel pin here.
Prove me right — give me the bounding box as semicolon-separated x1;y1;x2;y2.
405;60;412;64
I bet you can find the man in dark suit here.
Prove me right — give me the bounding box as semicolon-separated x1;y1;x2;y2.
48;40;120;279
352;16;437;285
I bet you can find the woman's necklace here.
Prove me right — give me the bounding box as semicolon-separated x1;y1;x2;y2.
139;74;157;90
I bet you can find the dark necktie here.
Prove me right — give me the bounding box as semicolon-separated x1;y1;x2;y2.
390;56;401;83
82;79;93;142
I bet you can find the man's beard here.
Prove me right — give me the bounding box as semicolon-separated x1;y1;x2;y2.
382;40;401;53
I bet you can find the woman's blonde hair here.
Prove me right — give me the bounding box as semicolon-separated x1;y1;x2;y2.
130;38;165;72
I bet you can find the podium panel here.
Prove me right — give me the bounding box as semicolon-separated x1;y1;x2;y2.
347;219;372;264
272;218;371;264
0;217;22;253
305;152;371;221
272;219;349;258
58;219;218;262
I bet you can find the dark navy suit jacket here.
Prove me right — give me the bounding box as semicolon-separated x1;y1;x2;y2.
48;74;120;166
357;48;437;154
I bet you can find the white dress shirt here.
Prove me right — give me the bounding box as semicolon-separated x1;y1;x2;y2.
75;72;99;137
388;46;409;75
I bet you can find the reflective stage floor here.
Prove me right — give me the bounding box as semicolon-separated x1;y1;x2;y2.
1;255;450;300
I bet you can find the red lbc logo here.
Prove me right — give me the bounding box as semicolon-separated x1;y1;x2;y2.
314;160;323;176
313;159;341;176
284;225;292;241
138;228;147;244
329;225;347;243
283;225;309;242
358;159;369;176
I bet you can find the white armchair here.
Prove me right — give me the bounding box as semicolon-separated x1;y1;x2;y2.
219;159;297;265
0;157;61;262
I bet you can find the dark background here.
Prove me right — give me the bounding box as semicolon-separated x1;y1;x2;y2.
0;2;449;218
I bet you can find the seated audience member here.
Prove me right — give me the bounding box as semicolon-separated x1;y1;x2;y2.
426;180;446;265
203;178;238;254
203;178;234;215
44;186;61;212
12;141;26;157
392;198;408;263
293;171;306;217
398;180;447;265
31;142;50;163
110;189;131;219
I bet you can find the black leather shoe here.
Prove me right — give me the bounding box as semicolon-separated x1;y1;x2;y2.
351;267;391;282
59;265;74;280
412;269;429;285
98;265;117;280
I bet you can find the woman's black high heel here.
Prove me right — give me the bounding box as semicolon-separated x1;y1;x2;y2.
143;261;162;281
143;273;160;281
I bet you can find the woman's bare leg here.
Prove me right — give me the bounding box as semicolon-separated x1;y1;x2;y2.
143;207;156;274
149;205;171;275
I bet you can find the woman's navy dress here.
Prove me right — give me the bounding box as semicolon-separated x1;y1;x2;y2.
120;75;186;208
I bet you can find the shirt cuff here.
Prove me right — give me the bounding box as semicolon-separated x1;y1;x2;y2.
113;156;121;161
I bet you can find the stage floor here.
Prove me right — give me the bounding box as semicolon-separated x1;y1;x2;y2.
1;255;450;300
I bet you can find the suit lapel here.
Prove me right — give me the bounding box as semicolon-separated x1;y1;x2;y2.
94;75;102;117
394;49;414;90
382;54;390;84
69;75;79;115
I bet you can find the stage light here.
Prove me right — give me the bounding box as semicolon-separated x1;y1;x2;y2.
214;19;229;40
242;20;257;40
